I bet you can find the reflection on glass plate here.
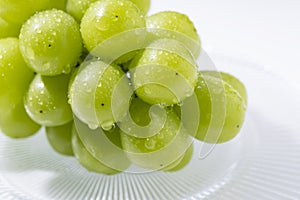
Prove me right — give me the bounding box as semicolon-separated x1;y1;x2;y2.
1;55;300;199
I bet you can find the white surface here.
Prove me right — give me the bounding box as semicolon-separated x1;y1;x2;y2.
150;0;300;89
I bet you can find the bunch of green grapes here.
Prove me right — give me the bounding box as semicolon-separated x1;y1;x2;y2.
0;0;247;174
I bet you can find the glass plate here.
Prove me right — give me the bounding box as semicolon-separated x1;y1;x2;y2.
1;54;300;200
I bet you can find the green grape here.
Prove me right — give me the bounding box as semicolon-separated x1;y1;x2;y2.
0;0;67;38
73;116;131;172
146;11;201;58
177;71;247;143
203;71;248;105
120;97;192;170
129;38;198;105
24;74;73;127
69;60;131;130
46;121;74;156
80;0;145;53
0;38;34;97
0;37;40;138
19;9;82;76
0;101;41;138
67;0;149;22
128;0;150;15
72;124;121;174
165;143;194;172
66;0;97;22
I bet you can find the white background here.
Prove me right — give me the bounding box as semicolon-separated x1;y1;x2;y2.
150;0;300;89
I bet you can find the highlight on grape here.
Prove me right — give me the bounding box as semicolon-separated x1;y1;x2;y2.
0;0;247;174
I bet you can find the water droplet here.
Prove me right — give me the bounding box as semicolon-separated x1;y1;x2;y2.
62;66;71;74
157;133;164;139
144;87;151;94
43;62;51;70
145;138;156;150
160;102;167;107
101;121;114;131
88;124;98;130
177;101;183;106
96;21;108;31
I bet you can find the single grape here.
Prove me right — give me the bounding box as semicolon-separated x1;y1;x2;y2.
0;37;40;138
0;101;41;138
19;9;82;76
177;71;247;143
69;60;131;130
73;116;131;172
128;0;150;15
120;97;192;170
24;74;73;127
46;121;74;156
72;124;121;174
0;0;67;38
129;38;198;105
146;11;201;58
66;0;98;22
80;0;145;53
67;0;149;23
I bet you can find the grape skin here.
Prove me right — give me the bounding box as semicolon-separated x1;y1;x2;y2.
129;39;198;105
120;97;192;170
67;0;150;22
0;37;40;138
24;74;73;127
177;71;247;144
19;9;82;76
69;60;130;129
46;121;74;156
80;0;146;52
0;0;66;38
72;124;121;174
146;11;201;58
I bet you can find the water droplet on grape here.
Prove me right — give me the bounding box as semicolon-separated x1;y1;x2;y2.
27;48;35;60
144;87;151;94
101;121;114;131
62;65;71;74
145;138;156;150
88;124;98;130
177;101;183;106
42;62;51;70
